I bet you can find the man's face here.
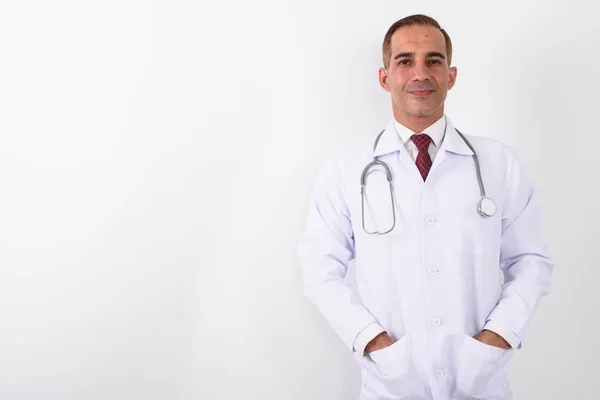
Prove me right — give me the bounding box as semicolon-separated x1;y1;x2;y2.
379;25;457;119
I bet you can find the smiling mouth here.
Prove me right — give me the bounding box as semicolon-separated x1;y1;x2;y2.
409;90;434;97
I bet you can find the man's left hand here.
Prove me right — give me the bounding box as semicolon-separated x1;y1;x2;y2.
473;329;512;350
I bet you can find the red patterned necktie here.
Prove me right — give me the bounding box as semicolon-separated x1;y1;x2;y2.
410;134;433;181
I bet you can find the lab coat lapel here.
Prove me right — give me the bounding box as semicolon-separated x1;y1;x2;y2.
430;118;474;173
373;122;421;181
374;118;474;182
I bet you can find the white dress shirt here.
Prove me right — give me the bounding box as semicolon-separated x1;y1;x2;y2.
352;115;521;356
394;114;447;162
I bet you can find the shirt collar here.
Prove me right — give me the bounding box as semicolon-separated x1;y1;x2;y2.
373;115;474;157
393;114;447;147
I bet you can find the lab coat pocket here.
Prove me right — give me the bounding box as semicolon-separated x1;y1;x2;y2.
368;335;411;380
362;335;429;399
453;334;509;397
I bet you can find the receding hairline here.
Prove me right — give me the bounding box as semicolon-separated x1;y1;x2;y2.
382;14;453;68
389;27;449;61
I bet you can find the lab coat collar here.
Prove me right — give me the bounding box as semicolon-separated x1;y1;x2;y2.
372;121;404;158
442;118;474;156
393;115;446;147
372;116;474;157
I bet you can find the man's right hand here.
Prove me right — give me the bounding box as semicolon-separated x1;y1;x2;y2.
365;331;397;355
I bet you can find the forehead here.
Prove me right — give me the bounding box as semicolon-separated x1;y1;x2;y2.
390;25;446;55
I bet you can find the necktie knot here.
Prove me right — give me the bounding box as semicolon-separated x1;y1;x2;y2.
410;134;432;153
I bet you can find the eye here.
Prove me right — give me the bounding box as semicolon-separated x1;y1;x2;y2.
429;59;442;64
397;59;410;65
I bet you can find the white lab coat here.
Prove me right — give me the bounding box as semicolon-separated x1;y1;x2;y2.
297;118;554;400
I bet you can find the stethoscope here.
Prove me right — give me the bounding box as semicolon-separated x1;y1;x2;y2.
360;122;497;235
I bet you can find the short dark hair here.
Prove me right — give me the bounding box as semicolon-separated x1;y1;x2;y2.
382;14;453;68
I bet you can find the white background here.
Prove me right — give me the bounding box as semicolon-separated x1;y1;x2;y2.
0;0;598;399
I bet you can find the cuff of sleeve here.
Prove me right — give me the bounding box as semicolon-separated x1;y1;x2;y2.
483;320;521;349
353;322;385;356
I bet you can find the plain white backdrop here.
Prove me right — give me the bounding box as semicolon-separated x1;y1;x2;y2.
0;0;598;399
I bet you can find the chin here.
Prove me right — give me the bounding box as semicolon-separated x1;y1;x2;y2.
407;108;438;118
405;102;441;118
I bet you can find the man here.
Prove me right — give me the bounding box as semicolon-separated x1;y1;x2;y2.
297;14;554;400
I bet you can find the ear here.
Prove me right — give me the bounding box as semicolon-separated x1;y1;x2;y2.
447;66;457;90
378;67;391;92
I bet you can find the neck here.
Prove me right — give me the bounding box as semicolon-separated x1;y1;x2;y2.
393;107;444;133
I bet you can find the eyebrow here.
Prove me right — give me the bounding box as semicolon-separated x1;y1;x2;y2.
393;51;446;60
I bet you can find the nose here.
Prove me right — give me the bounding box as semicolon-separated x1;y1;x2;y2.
411;61;432;82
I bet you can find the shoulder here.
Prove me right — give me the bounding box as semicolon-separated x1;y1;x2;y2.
456;130;521;164
459;131;510;153
457;130;530;189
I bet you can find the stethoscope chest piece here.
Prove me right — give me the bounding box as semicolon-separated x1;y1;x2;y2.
479;197;497;217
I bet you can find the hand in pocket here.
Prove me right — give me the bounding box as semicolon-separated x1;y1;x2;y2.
368;335;410;380
453;334;510;397
362;335;429;398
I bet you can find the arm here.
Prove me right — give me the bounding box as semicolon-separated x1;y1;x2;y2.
482;147;555;349
297;153;382;354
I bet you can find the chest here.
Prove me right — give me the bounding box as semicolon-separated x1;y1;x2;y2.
346;150;505;258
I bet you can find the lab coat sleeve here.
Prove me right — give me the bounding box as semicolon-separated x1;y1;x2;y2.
354;322;386;356
297;152;380;352
482;319;521;349
484;147;555;349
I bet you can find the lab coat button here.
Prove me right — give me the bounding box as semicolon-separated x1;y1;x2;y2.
425;216;436;226
436;369;445;378
429;266;439;276
432;317;442;327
